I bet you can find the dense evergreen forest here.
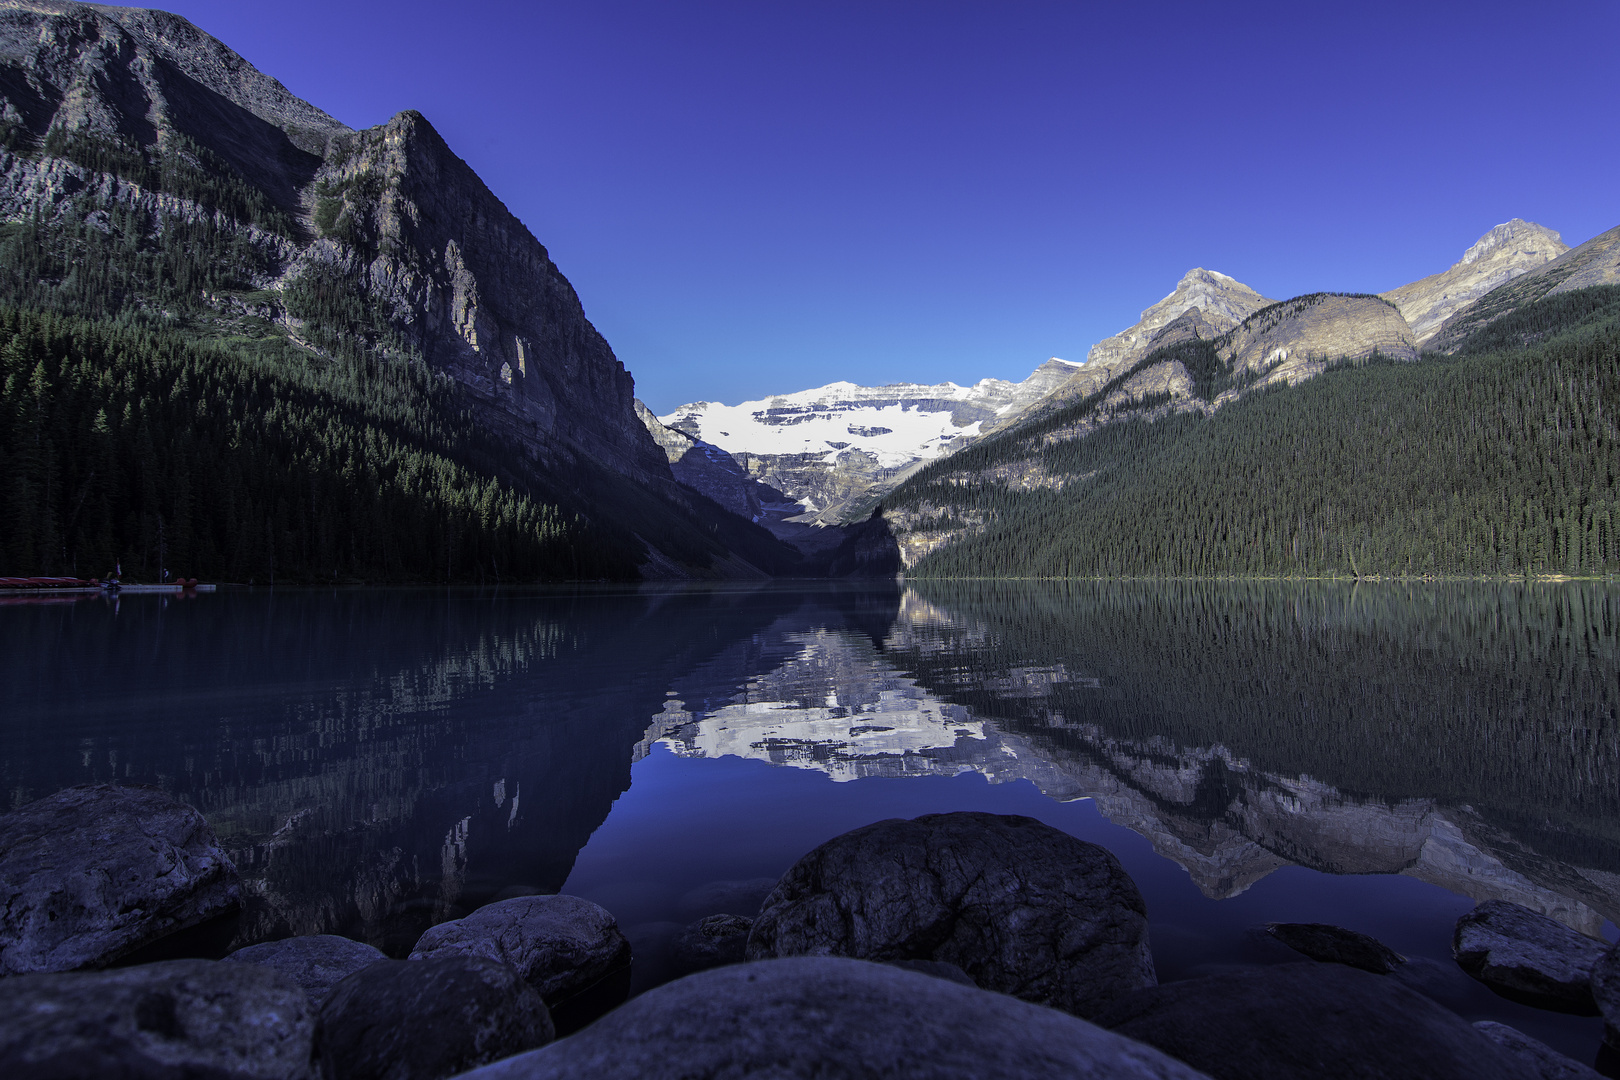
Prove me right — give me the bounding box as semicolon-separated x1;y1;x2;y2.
0;129;800;582
894;286;1620;579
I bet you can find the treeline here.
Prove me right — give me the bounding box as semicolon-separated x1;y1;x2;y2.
893;286;1620;578
0;307;624;582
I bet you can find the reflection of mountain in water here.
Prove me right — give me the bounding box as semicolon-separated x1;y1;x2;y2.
643;586;1620;934
1;586;903;954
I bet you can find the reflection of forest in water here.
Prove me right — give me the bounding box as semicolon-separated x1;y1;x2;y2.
2;580;1616;953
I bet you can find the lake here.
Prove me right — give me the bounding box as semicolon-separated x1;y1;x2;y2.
3;580;1617;1059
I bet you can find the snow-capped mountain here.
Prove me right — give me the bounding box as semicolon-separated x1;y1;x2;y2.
654;359;1078;523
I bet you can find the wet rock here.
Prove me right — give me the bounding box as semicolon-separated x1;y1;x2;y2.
1264;922;1405;974
408;895;631;1006
316;956;551;1080
1454;901;1607;1014
450;956;1213;1080
0;958;314;1079
223;935;386;1005
747;812;1156;1018
1095;962;1536;1080
1593;942;1620;1049
0;784;241;974
1474;1021;1604;1080
670;914;753;976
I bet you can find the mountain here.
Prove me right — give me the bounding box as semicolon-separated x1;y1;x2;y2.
1381;219;1568;346
1428;223;1620;352
0;1;799;580
871;223;1620;577
655;359;1079;525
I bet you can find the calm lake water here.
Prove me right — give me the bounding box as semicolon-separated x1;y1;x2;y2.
4;580;1618;1059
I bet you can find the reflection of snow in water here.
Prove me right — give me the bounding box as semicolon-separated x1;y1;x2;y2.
651;629;986;781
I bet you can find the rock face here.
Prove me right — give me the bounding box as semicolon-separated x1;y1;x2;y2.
316;956;552;1080
222;935;386;1005
0;783;240;974
1084;268;1274;374
1453;900;1607;1014
1431;224;1620;351
1264;922;1405;974
450;956;1213;1080
658;359;1080;524
0;958;316;1080
1383;220;1568;345
669;914;754;976
1096;962;1537;1080
408;894;631;1006
1473;1021;1604;1080
1217;293;1419;382
1590;943;1620;1049
746;811;1157;1018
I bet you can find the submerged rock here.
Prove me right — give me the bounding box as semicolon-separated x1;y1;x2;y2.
0;784;241;974
747;812;1156;1018
0;958;314;1079
1593;943;1620;1049
408;895;631;1006
1473;1021;1604;1080
449;956;1212;1080
223;935;386;1005
316;956;551;1080
1095;962;1536;1080
1453;901;1607;1014
670;914;753;976
1264;922;1405;974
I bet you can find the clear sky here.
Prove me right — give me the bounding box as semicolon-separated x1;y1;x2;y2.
156;0;1619;413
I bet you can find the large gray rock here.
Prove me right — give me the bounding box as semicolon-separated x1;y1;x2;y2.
1473;1021;1604;1080
0;958;315;1079
223;935;387;1005
747;812;1156;1018
1265;922;1405;974
669;914;753;977
1454;900;1608;1014
408;895;631;1006
316;956;552;1080
450;956;1212;1080
1593;942;1620;1049
1095;962;1537;1080
0;784;241;974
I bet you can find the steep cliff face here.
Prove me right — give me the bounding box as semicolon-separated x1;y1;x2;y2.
0;2;781;577
1382;219;1567;347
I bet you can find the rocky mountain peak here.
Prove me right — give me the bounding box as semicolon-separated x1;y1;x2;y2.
1381;219;1568;346
1085;268;1272;369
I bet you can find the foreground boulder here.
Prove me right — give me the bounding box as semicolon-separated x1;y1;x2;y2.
1594;943;1620;1049
0;958;314;1079
317;956;552;1080
224;935;387;1005
1265;922;1404;974
409;895;631;1006
451;956;1212;1080
0;784;240;974
1454;901;1607;1014
1473;1021;1603;1080
670;914;753;977
1095;962;1537;1080
747;812;1155;1018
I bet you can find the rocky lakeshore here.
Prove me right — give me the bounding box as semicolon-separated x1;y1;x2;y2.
2;785;1616;1079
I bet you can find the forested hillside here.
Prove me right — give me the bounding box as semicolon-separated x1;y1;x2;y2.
891;285;1620;578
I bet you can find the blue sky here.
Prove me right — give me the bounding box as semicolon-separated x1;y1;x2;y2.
162;1;1619;412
